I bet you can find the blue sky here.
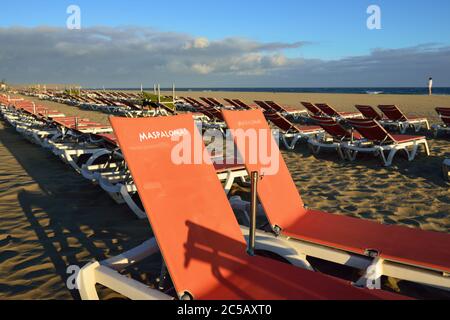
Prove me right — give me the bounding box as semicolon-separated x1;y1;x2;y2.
0;1;449;86
1;0;449;59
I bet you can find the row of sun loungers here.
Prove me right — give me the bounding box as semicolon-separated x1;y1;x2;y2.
0;95;248;220
180;97;450;167
23;90;175;118
2;94;450;300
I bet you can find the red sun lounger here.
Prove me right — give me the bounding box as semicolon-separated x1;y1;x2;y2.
207;97;225;107
223;98;244;109
344;118;430;166
433;107;450;137
355;105;385;121
301;102;323;116
76;114;406;300
256;101;307;120
308;115;364;159
263;110;324;150
315;103;363;120
223;109;450;291
232;99;254;110
265;101;308;119
378;105;430;133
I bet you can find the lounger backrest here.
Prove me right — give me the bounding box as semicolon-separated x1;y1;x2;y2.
192;98;208;107
222;110;307;231
265;101;287;113
149;102;177;115
346;119;393;144
315;103;338;117
110;115;250;299
203;105;225;121
263;110;297;133
233;99;252;110
436;107;450;126
355;105;382;120
254;101;273;112
208;97;223;107
310;115;351;140
200;97;215;107
223;98;242;109
301;102;322;115
378;105;407;121
184;98;216;119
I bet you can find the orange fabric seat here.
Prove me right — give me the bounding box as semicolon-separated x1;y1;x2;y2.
284;210;450;273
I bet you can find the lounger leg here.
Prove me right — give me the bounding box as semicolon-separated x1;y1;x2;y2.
379;149;388;166
432;125;439;138
77;262;102;300
424;120;430;131
337;146;345;160
120;184;147;219
385;147;401;166
59;150;83;173
408;144;418;161
223;171;236;195
413;123;422;133
355;258;384;290
81;150;116;181
308;143;321;156
290;136;302;150
423;140;431;156
346;149;358;162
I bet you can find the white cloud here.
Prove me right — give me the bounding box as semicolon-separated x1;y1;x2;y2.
0;26;449;87
191;63;214;74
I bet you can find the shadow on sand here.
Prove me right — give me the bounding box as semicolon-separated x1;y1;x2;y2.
0;122;158;299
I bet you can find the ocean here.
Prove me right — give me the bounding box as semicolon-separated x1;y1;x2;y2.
105;87;450;96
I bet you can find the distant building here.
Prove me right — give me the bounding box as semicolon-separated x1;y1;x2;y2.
0;84;6;91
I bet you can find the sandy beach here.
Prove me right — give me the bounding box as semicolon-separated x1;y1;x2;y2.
1;91;449;299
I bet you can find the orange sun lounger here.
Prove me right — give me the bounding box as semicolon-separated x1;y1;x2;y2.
77;114;406;300
223;109;450;291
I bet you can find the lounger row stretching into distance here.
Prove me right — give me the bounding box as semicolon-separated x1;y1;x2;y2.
17;91;449;169
1;94;450;300
0;96;248;219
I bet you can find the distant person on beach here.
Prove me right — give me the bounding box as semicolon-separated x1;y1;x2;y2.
428;77;433;95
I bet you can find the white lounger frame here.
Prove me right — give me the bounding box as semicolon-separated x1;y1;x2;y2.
77;224;450;300
280;130;324;150
307;136;346;159
342;138;430;166
77;227;315;300
432;124;450;137
393;118;430;134
282;109;308;122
